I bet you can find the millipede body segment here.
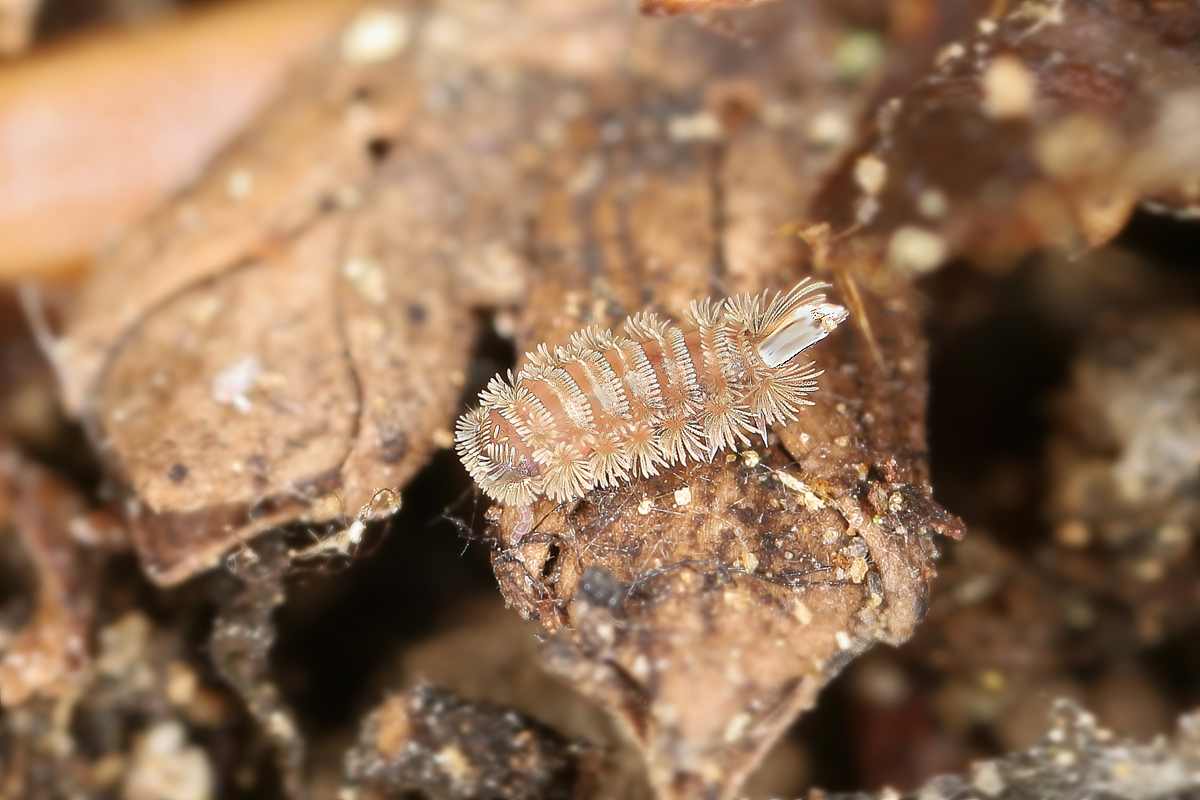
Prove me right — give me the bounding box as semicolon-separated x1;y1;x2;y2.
456;280;848;508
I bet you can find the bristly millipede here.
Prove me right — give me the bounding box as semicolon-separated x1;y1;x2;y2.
455;279;848;523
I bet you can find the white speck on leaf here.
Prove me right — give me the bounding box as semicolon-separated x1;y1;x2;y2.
212;356;262;414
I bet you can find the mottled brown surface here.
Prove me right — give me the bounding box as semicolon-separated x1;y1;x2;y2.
825;700;1200;800
0;0;360;279
0;446;94;706
811;0;1200;286
57;16;416;417
2;1;1199;799
210;539;302;799
345;682;601;800
1048;312;1200;566
842;252;1200;791
57;2;481;584
493;286;961;798
467;4;963;796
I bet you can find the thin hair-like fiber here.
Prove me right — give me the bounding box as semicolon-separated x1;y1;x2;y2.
456;279;848;512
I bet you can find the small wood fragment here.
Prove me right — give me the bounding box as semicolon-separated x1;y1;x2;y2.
344;682;602;800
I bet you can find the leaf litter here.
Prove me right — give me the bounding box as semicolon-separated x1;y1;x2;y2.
0;0;1198;798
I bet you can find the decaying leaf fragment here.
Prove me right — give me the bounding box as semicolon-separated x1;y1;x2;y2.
53;2;503;584
826;700;1200;800
344;682;602;800
1049;311;1200;569
458;3;966;796
0;445;101;706
811;0;1200;285
910;525;1200;764
8;0;1199;797
210;538;303;800
494;285;962;799
0;0;362;280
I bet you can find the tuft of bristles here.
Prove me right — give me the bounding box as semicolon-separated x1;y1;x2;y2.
455;279;849;507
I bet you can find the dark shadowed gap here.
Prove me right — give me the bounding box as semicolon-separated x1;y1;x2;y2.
789;672;857;792
1143;622;1200;711
268;313;516;732
270;449;495;732
1116;210;1200;276
924;262;1075;549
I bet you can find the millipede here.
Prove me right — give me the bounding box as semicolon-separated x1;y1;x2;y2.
455;279;848;534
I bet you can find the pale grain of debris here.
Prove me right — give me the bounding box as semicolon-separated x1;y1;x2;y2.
854;153;888;196
342;259;389;305
166;662;198;707
566;156;604;195
1054;519;1091;548
848;557;869;584
856;195;881;225
936;41;966;66
774;471;826;510
979;669;1005;692
123;721;213;800
982;55;1037;119
1034;114;1121;179
667;111;723;142
211;356;262;413
225;169;254;200
917;187;948;218
886;225;948;274
806;109;852;148
340;7;410;63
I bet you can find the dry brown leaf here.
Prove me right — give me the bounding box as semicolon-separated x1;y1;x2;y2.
56;14;418;419
493;286;961;799
56;3;496;584
810;0;1200;286
439;4;965;796
56;0;661;585
0;0;360;280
